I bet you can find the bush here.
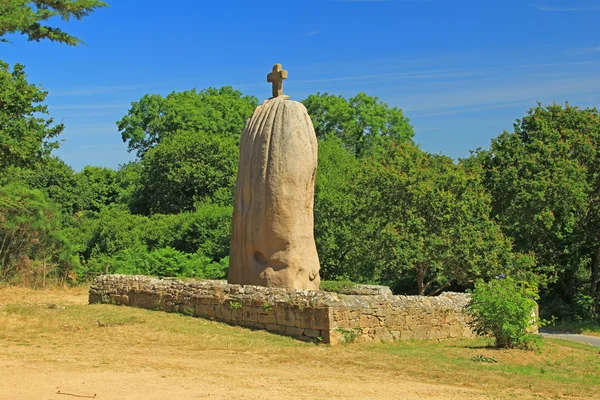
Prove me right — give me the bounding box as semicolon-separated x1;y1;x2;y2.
83;247;228;280
466;276;541;349
320;279;358;293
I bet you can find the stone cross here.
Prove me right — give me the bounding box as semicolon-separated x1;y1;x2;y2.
267;63;288;98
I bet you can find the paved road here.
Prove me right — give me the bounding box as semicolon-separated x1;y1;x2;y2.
539;329;600;347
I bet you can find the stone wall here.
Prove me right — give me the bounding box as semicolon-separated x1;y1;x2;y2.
89;275;475;345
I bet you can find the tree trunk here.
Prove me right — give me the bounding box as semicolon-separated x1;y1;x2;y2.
416;267;425;296
591;245;600;298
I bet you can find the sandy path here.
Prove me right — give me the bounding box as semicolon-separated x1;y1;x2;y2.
1;355;487;400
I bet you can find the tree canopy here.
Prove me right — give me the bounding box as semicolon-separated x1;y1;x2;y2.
135;130;239;215
0;0;108;45
357;142;531;295
117;87;258;158
0;61;62;174
471;103;600;319
302;92;414;156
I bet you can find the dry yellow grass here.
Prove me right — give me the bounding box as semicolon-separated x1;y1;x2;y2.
0;286;598;400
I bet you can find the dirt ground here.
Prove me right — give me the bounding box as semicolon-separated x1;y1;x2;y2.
1;357;488;400
1;286;597;400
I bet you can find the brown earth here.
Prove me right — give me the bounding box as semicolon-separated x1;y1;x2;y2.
1;286;597;400
1;357;487;400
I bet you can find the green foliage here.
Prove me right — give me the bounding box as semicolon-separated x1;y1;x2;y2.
84;247;228;279
117;87;258;158
0;62;62;174
0;0;108;46
359;141;531;295
314;136;363;280
467;277;540;349
137;130;238;214
228;300;242;310
65;204;231;280
319;279;357;293
472;103;600;321
302;92;414;156
6;156;77;217
74;166;120;212
0;183;77;281
335;327;360;344
115;161;142;212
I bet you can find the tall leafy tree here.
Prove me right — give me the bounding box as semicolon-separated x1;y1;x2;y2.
74;166;120;212
302;92;414;156
137;130;239;214
0;0;108;45
19;156;78;216
117;87;258;158
358;142;529;295
313;135;364;280
0;183;76;280
472;103;600;319
0;61;63;174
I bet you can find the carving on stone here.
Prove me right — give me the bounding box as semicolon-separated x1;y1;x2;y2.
228;65;320;289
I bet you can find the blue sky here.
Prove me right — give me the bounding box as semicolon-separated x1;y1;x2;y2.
3;0;600;170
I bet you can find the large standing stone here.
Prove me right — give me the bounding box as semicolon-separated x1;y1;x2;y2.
228;94;321;289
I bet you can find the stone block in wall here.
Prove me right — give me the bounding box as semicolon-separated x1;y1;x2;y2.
242;306;258;322
89;294;101;304
230;308;243;322
178;304;194;316
113;294;129;306
387;313;405;327
129;293;162;310
195;304;216;319
359;314;381;328
284;326;304;338
298;308;330;330
304;328;321;338
401;330;414;340
215;304;232;320
449;324;462;338
413;325;429;340
266;324;286;333
274;305;296;326
257;311;277;325
372;327;393;342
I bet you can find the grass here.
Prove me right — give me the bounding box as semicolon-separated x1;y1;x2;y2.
543;321;600;337
1;286;599;399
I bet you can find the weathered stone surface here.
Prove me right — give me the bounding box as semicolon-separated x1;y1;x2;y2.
228;95;320;290
89;275;478;346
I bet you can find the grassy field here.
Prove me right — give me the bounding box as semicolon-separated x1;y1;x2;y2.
0;286;598;400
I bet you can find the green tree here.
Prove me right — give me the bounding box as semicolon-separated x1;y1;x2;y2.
0;183;76;281
313;136;364;280
472;103;600;320
74;166;120;212
0;62;63;174
0;0;108;46
359;142;530;295
302;92;414;156
115;161;143;212
117;87;258;158
1;156;78;216
137;130;238;214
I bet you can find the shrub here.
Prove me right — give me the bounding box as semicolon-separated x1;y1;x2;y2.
466;276;541;349
320;279;358;293
83;247;228;280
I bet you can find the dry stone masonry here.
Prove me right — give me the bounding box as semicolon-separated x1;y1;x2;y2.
89;275;475;345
